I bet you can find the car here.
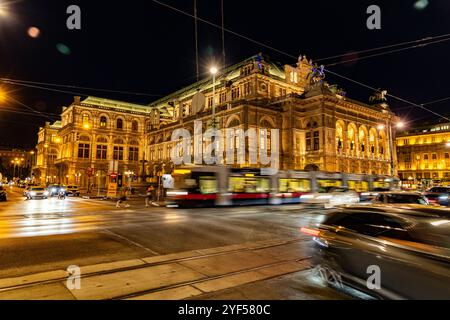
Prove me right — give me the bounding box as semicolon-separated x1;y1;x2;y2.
359;188;393;202
48;185;64;197
424;187;450;206
372;191;430;205
65;185;80;197
301;205;450;299
300;186;360;208
0;186;7;202
25;186;49;200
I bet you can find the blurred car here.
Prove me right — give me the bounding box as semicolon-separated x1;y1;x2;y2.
359;188;393;203
23;186;31;197
301;205;450;299
372;192;429;205
300;187;360;208
65;185;80;197
25;186;49;200
424;187;450;206
48;185;64;197
0;186;7;202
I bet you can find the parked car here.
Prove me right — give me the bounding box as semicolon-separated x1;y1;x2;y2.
301;205;450;299
300;187;360;208
372;192;429;205
66;185;80;197
424;187;450;206
0;186;7;202
25;186;49;200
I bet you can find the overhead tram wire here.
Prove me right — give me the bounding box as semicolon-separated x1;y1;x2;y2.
151;0;298;60
315;33;450;63
324;36;450;67
7;95;59;122
0;107;60;119
323;68;450;122
0;78;163;97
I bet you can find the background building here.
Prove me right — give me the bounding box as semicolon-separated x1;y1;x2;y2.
396;121;450;189
0;146;33;181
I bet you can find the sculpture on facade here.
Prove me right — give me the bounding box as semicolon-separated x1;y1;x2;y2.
369;89;388;103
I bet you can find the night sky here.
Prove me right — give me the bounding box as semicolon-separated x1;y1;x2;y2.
0;0;449;148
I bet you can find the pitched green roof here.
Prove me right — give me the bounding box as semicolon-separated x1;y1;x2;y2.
81;96;150;113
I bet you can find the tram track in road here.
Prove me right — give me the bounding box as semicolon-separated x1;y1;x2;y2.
0;236;310;299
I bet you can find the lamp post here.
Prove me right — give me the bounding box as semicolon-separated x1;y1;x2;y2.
378;119;404;177
210;66;218;129
83;123;94;194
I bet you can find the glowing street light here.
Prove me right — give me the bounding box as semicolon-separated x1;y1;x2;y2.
377;124;385;131
396;121;405;129
209;66;218;75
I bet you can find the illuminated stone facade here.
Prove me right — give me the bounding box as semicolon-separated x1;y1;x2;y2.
396;122;450;188
34;54;398;189
146;54;397;176
34;97;171;187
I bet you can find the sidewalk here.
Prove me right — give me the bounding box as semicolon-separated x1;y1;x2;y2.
0;237;310;300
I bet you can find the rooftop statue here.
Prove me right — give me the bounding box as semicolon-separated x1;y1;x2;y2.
369;89;388;103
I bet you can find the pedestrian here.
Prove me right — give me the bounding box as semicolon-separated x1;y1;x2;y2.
145;185;155;207
116;188;130;208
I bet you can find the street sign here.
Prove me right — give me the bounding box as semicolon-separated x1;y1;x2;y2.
107;183;118;198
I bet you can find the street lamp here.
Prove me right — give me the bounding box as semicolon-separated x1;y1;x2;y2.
82;122;94;193
210;66;218;128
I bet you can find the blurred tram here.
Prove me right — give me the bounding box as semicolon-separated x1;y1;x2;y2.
166;166;399;208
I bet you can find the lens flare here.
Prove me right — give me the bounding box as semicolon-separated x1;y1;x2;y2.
27;27;41;38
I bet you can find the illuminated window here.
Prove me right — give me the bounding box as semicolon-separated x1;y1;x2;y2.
207;96;213;108
82;114;89;125
220;92;227;104
113;146;124;160
78;143;90;159
96;145;107;160
129;147;139;161
313;131;320;151
131;121;139;132
231;87;240;100
116;119;124;130
100;116;107;128
243;82;251;96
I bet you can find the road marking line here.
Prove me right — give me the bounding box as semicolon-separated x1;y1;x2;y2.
102;229;160;255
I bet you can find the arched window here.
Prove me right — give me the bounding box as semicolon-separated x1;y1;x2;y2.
82;114;90;125
129;139;139;146
132;120;139;132
146;121;152;133
97;136;108;143
228;118;241;128
114;138;124;145
100;116;108;128
117;119;124;130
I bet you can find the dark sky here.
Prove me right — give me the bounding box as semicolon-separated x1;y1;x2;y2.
0;0;449;148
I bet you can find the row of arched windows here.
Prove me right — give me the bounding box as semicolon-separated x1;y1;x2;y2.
82;114;142;132
336;121;387;157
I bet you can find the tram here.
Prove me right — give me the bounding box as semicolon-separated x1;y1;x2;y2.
166;166;399;208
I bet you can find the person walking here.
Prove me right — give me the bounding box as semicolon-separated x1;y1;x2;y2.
145;185;155;207
116;187;130;208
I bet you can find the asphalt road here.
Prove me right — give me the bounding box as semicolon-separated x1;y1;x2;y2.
0;187;357;300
